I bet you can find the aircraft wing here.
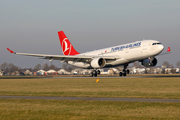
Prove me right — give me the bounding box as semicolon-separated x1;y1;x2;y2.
7;48;119;63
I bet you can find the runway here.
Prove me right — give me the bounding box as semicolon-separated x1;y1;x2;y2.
1;75;180;79
0;95;180;103
52;75;180;79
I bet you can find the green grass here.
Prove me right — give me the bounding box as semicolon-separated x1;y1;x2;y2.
0;99;180;120
0;77;180;99
1;77;180;120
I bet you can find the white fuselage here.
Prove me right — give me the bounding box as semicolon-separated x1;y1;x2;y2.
68;40;164;69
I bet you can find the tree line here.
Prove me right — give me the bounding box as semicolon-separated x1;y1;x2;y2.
0;62;61;74
0;61;180;75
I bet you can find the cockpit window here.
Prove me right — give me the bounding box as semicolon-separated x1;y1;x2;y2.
152;43;162;45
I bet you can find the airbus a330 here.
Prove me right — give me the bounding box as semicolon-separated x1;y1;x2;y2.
7;31;171;77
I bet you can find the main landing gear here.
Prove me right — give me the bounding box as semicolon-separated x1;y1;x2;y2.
90;70;100;77
119;64;130;77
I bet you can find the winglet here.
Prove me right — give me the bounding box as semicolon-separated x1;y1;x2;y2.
167;47;171;52
7;48;15;54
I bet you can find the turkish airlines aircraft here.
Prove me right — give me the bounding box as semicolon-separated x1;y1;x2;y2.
7;31;171;77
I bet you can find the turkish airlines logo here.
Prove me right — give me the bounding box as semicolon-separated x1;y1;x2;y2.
62;38;71;55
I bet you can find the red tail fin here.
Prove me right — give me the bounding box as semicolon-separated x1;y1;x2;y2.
58;31;80;55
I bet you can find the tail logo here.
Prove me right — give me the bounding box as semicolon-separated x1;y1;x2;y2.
62;38;71;55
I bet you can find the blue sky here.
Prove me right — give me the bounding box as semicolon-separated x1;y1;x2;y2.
1;0;180;68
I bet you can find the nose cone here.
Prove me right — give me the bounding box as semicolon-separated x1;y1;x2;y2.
159;45;164;52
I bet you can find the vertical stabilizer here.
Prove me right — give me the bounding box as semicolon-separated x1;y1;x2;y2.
58;31;80;55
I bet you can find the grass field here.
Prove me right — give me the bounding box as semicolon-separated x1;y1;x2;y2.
0;77;180;120
0;99;180;120
0;77;180;99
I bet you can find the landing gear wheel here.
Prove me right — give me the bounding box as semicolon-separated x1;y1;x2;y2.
119;72;123;76
123;72;127;76
90;70;97;77
94;73;97;77
126;69;130;74
97;70;101;75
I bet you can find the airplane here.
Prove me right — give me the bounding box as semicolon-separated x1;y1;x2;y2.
7;31;171;77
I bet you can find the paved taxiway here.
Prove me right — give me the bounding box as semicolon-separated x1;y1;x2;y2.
53;75;180;79
1;75;180;79
0;96;180;103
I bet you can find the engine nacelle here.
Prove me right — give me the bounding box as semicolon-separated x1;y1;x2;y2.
142;58;157;67
90;58;106;68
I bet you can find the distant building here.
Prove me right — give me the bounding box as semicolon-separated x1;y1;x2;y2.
71;69;91;75
57;69;71;75
34;72;36;75
72;69;81;75
165;68;172;74
24;70;32;75
0;69;3;76
108;69;115;75
100;69;109;75
11;71;20;76
176;68;179;73
47;69;57;75
132;67;145;74
154;67;162;74
81;69;91;75
36;69;46;75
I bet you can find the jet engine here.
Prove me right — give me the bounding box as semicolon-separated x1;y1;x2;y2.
90;58;106;68
142;58;157;67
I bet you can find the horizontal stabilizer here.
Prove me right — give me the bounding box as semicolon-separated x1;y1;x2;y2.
158;47;172;56
167;47;171;52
